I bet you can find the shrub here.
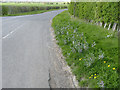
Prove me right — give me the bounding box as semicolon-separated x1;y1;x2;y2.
68;2;119;25
2;6;8;15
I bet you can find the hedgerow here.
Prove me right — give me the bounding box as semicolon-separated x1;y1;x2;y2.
68;2;119;30
2;5;67;16
2;5;8;15
52;11;118;88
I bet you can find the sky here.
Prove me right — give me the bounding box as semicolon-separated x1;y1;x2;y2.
2;0;71;2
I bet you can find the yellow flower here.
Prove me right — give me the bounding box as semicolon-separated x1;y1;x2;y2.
94;77;96;79
113;68;115;70
108;65;110;67
104;61;106;63
89;77;91;79
79;58;82;61
94;74;96;75
91;75;93;77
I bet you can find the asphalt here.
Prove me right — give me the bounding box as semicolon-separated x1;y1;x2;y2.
2;9;76;88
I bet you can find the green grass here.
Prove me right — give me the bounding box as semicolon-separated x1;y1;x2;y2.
52;11;119;88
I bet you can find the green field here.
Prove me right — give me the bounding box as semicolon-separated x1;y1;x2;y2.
52;11;118;88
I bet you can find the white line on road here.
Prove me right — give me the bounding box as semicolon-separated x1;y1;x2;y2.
2;23;26;39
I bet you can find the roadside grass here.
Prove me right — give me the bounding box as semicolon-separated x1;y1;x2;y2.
52;11;119;88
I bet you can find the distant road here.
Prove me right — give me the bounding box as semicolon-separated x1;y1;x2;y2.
2;9;75;88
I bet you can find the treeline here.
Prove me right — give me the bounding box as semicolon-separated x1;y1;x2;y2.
2;5;67;16
68;2;119;31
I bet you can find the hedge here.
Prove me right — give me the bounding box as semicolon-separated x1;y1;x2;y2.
68;2;119;31
2;5;67;16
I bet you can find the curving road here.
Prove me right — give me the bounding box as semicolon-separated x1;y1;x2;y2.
2;9;75;88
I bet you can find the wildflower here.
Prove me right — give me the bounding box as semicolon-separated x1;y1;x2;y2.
99;54;104;59
94;74;96;75
79;58;82;61
108;65;110;67
92;42;96;47
104;61;106;63
113;68;115;70
107;35;110;37
72;41;74;44
94;77;97;79
99;81;104;88
91;75;93;77
89;77;91;79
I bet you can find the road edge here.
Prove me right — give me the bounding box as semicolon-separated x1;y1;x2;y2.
49;19;79;88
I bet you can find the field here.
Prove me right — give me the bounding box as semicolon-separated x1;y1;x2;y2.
1;2;68;16
52;11;119;88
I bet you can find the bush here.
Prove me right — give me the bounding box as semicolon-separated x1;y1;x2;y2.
2;5;67;16
2;6;8;15
68;2;119;24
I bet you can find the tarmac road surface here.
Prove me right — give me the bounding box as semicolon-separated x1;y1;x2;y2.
2;9;76;88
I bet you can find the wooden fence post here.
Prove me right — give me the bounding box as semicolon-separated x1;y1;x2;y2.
108;23;111;30
104;23;107;28
112;23;117;31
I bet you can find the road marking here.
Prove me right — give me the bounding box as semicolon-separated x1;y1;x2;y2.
2;23;25;39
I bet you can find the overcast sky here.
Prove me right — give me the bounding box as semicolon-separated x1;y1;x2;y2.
2;0;70;2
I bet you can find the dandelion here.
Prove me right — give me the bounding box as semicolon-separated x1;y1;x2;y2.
94;77;96;79
108;65;110;67
104;61;106;63
94;74;96;75
79;58;82;61
89;77;91;79
91;75;93;77
113;68;115;70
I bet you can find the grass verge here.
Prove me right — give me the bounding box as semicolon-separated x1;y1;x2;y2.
52;11;119;88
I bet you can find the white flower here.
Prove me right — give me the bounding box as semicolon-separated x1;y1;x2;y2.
97;81;104;88
107;35;110;37
81;32;84;36
67;32;69;35
92;42;96;47
73;41;74;44
107;34;112;38
99;53;104;59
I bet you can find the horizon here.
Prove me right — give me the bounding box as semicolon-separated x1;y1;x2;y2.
2;0;70;2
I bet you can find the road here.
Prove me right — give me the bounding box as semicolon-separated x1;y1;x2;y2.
2;10;76;88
